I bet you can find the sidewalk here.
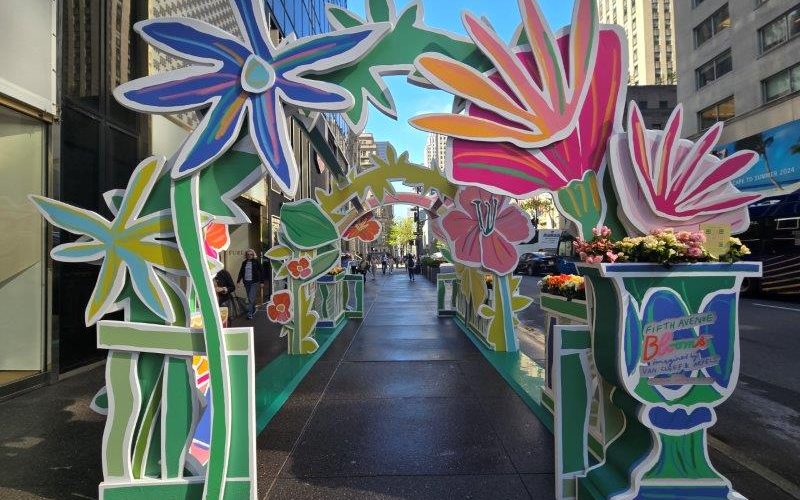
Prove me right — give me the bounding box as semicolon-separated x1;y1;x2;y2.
0;272;553;500
257;272;555;499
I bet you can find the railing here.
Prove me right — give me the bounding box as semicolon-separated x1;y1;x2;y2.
314;273;346;329
96;320;256;499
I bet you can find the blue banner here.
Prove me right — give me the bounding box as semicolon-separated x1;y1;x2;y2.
716;118;800;195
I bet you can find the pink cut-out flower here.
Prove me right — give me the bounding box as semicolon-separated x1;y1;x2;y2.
609;103;762;234
445;26;626;197
441;187;534;275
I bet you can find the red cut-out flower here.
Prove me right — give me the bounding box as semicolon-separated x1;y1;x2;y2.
287;257;312;279
343;214;382;242
267;291;292;324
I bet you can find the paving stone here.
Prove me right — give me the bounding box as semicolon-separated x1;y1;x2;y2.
325;361;471;400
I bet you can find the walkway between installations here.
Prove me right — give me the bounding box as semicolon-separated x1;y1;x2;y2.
256;272;556;499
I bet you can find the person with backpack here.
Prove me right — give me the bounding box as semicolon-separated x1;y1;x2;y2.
404;253;415;281
237;249;264;320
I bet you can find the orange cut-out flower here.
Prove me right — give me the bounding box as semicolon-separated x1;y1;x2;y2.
267;290;292;325
409;0;599;150
343;213;382;242
287;257;312;280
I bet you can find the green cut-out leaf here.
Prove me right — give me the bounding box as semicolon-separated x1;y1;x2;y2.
265;245;292;261
280;200;339;250
478;304;495;318
304;249;340;282
368;0;393;22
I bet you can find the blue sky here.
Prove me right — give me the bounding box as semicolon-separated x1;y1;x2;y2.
347;0;576;164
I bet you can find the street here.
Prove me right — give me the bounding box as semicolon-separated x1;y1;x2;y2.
515;273;800;498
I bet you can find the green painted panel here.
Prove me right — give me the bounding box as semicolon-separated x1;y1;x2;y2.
101;481;204;500
540;294;588;321
105;352;138;479
225;354;251;478
224;332;250;352
222;480;251;500
561;353;590;474
163;357;194;478
561;329;591;350
98;324;204;353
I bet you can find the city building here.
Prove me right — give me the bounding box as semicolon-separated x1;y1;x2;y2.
624;85;678;129
675;1;800;143
424;133;448;171
0;0;353;399
357;132;377;172
599;0;677;85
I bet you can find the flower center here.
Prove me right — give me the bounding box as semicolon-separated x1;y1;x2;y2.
276;304;285;313
241;54;275;94
472;198;499;236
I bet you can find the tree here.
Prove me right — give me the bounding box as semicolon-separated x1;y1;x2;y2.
388;216;416;254
518;195;556;228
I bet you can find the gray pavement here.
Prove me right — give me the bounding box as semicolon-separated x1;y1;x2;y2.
516;272;800;500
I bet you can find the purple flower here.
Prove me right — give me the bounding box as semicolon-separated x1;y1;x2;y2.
114;0;387;195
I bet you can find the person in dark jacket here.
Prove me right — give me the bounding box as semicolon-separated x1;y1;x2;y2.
237;249;264;320
214;268;236;307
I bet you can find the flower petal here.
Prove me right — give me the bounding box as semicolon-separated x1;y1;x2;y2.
273;26;384;74
85;254;127;326
443;210;482;266
495;206;533;244
248;90;298;196
410;113;545;146
229;0;273;56
450;138;567;195
50;241;105;263
172;90;249;178
136;18;250;69
480;232;518;275
277;77;353;110
115;71;240;114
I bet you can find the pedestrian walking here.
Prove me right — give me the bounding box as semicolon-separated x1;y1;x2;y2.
404;253;415;281
237;249;264;320
381;254;388;275
369;256;378;280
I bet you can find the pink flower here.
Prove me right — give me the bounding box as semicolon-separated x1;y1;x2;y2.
441;186;534;275
606;251;619;263
443;26;627;197
609;103;762;234
687;246;703;258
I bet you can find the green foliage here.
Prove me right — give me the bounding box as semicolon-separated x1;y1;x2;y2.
388;216;416;248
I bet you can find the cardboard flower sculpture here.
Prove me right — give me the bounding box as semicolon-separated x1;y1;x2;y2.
30;157;186;325
114;0;388;194
24;0;766;498
343;212;382;242
609;103;762;235
442;186;533;276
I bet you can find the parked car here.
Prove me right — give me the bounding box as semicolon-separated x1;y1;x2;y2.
515;252;556;275
554;233;579;274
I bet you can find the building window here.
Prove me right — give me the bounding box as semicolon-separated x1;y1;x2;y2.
698;96;735;130
762;63;800;102
759;6;800;54
696;50;732;89
693;4;730;48
659;100;669;108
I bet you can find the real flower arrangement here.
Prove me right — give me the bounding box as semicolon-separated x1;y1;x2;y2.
539;274;585;301
574;227;751;265
327;266;344;276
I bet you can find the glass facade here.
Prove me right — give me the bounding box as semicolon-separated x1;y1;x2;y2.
0;107;46;387
56;0;149;373
265;0;347;39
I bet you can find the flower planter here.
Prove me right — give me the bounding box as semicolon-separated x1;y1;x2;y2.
577;262;762;500
538;293;588;413
314;273;346;330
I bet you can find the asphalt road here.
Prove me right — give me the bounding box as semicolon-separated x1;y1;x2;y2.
515;273;800;496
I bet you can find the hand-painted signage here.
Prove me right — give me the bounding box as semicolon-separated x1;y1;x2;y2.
641;312;719;384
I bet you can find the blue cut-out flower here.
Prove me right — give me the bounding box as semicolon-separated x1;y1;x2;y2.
114;0;387;196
